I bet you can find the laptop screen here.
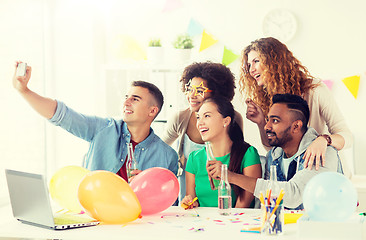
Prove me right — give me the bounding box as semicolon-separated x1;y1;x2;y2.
5;169;56;228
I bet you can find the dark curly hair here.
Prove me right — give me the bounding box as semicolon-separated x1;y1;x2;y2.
239;37;319;116
180;61;236;101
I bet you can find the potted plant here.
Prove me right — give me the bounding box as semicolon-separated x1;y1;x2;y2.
172;34;194;64
172;34;194;49
147;38;164;64
149;38;162;47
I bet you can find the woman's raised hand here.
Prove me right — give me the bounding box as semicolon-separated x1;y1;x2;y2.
245;98;265;125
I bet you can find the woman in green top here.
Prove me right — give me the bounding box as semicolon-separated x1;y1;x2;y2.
183;98;262;208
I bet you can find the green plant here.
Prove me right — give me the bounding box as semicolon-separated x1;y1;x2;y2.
148;38;162;47
172;34;194;49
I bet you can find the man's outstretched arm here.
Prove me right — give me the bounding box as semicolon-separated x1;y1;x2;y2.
13;62;57;119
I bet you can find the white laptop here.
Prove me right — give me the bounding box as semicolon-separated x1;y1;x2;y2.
5;169;99;230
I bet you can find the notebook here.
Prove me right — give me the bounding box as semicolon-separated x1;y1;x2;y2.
5;169;99;230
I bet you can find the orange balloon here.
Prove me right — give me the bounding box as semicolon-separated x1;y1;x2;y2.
78;170;141;224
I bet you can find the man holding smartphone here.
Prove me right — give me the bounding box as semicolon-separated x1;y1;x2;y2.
12;62;178;181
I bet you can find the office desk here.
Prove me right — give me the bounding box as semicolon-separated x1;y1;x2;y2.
0;204;302;240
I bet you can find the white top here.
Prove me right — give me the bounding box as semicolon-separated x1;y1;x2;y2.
183;133;205;160
281;153;297;179
304;79;353;148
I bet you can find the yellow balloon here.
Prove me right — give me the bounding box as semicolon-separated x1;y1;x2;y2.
78;170;141;224
49;166;90;212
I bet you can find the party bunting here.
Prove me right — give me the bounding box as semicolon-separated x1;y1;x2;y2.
187;18;204;37
112;35;146;61
222;46;239;66
322;79;334;90
342;75;360;99
199;30;219;52
162;0;183;13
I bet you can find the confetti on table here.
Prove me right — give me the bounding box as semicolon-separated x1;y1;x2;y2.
240;226;261;234
188;227;205;232
233;212;245;216
161;214;184;218
160;213;199;219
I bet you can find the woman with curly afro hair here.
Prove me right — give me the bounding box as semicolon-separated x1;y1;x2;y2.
162;61;244;203
239;37;352;175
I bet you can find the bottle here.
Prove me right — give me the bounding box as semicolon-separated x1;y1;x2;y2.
218;164;231;215
126;142;138;183
205;142;220;190
268;165;280;201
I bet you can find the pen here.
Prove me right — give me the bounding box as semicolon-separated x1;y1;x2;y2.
181;197;198;209
269;189;284;220
259;192;265;205
189;197;199;217
240;230;261;233
188;197;198;207
267;189;272;205
193;208;200;217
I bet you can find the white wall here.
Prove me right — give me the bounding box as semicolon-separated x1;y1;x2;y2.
98;0;366;173
0;0;46;203
1;0;365;202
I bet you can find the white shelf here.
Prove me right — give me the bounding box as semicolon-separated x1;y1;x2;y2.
98;63;187;136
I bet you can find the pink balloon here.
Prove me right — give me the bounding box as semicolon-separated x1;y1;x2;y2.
130;167;179;215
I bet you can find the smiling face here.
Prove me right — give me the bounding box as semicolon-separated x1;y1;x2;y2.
196;101;230;143
122;86;157;125
247;50;266;86
264;103;294;147
185;77;212;112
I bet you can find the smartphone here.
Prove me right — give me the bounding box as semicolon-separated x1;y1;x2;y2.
16;62;27;76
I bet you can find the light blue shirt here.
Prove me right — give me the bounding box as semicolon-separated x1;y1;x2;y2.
49;101;178;175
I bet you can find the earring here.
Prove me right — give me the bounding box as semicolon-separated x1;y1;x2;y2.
223;125;226;128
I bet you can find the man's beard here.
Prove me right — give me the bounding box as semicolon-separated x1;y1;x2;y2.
267;126;293;147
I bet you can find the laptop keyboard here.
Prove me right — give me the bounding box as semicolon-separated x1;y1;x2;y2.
54;214;97;225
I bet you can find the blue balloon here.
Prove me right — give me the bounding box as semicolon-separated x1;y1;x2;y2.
303;172;357;222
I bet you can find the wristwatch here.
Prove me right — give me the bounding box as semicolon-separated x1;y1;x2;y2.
318;134;332;146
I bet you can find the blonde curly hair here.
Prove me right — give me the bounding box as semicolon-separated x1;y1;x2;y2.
239;37;319;116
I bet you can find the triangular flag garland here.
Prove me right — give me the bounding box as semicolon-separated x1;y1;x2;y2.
222;46;239;66
187;18;239;65
199;30;219;52
112;35;146;61
342;75;360;99
322;79;334;90
187;18;204;37
162;0;183;13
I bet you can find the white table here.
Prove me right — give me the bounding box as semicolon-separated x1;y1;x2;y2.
0;204;301;240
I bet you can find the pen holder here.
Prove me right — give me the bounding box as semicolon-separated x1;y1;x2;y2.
261;201;284;235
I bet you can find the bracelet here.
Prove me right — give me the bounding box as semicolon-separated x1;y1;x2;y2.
318;134;332;146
